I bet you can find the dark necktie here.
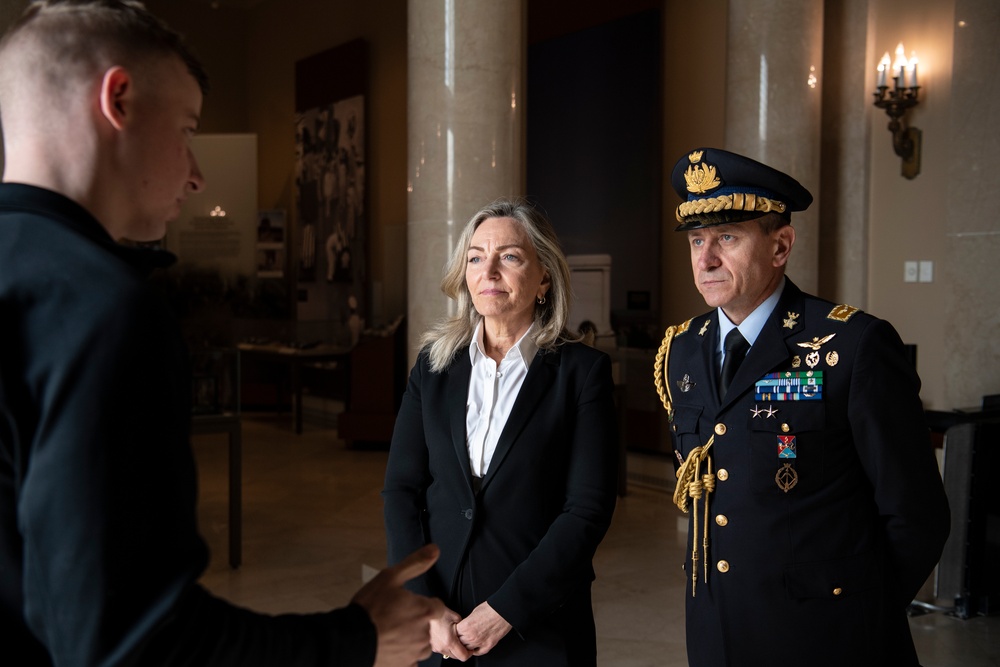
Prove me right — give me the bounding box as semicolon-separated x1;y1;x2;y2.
720;328;750;400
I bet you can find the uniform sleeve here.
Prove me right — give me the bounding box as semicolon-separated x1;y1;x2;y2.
848;318;950;606
487;352;619;632
381;355;436;597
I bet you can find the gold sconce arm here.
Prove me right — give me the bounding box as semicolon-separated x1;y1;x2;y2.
873;85;921;179
873;44;922;179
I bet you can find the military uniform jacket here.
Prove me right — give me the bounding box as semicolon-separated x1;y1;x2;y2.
663;279;949;667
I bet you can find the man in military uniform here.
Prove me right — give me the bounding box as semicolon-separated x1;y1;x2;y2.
654;148;950;666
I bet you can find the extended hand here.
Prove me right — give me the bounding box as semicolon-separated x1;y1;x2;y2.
455;601;511;658
352;544;445;667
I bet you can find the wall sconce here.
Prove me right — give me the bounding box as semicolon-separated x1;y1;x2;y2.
873;43;921;179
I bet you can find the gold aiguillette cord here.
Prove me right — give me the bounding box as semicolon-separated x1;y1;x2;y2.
656;326;718;595
702;457;714;585
673;435;715;597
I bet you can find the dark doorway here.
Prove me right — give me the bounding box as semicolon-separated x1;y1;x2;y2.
527;6;662;348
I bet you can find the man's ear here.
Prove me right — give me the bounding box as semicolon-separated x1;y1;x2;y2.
772;224;796;268
98;66;131;131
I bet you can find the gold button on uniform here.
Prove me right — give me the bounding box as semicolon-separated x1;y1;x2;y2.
715;514;728;526
833;587;843;596
716;560;730;573
714;423;727;435
781;423;790;433
717;468;729;481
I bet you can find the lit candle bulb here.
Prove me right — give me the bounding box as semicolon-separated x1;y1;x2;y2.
908;51;919;87
894;42;908;87
877;52;891;87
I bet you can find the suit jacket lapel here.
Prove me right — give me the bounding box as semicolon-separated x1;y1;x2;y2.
720;279;806;411
688;314;722;407
446;352;475;490
480;348;557;493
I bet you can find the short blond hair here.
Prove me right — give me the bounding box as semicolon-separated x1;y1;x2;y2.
0;0;208;114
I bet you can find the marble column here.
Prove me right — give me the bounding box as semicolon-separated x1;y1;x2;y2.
725;0;824;294
407;0;524;363
818;0;872;308
944;0;1000;407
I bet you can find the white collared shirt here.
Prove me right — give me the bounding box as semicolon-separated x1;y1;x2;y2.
465;321;539;478
716;276;786;368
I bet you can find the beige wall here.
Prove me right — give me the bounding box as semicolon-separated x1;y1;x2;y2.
866;0;954;409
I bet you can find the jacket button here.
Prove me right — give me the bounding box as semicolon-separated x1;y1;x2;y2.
715;514;728;527
464;509;474;520
716;560;730;573
833;587;843;596
717;468;729;481
781;423;790;433
714;423;727;436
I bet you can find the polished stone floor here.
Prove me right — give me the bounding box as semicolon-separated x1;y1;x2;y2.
194;415;997;666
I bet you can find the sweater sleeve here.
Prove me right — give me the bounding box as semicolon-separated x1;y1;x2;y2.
132;588;376;666
17;269;376;666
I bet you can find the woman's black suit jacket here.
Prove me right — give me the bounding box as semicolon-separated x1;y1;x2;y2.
383;341;619;666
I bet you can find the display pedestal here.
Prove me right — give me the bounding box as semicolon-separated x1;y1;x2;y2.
338;320;406;447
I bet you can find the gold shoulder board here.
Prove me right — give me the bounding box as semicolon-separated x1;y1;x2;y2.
827;304;860;322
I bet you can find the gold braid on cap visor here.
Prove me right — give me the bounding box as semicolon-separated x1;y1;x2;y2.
675;192;787;222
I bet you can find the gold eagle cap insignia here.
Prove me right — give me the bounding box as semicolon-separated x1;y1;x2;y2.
796;333;837;351
684;163;721;194
688;150;704;163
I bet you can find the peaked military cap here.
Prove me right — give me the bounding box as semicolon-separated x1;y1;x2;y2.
671;147;813;231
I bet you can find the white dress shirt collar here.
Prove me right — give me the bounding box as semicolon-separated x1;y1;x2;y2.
717;276;786;357
469;320;539;370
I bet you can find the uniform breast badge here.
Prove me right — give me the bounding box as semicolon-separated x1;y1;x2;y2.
677;374;696;392
791;355;801;368
776;435;798;492
825;351;839;367
796;335;835;370
796;333;836;350
755;371;823;401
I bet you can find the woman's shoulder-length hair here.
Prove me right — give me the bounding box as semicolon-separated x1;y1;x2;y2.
420;197;578;372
